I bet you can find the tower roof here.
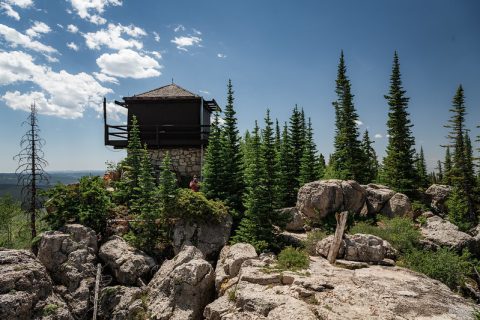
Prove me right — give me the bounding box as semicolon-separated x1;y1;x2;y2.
125;83;200;100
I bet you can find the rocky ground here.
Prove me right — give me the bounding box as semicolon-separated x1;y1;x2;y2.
1;179;479;319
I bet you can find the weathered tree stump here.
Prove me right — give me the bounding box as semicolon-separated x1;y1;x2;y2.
327;211;348;264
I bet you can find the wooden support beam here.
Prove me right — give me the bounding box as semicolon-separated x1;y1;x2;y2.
327;211;348;265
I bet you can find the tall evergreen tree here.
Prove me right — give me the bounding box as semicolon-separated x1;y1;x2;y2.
277;122;296;207
274;119;281;154
443;146;453;185
444;85;475;221
158;151;178;214
220;79;244;213
317;153;326;179
202;112;224;200
299;118;318;185
261;110;278;209
361;130;379;183
330;51;364;182
436;160;444;183
382;51;417;194
232;122;275;252
416;147;429;188
289;105;304;185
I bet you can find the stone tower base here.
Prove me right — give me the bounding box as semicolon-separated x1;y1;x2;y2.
148;147;203;183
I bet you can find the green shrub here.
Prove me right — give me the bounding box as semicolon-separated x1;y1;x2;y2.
303;230;328;255
400;248;472;289
447;187;472;232
277;247;309;271
43;304;58;316
43;176;111;233
412;200;429;215
172;189;228;221
350;217;420;253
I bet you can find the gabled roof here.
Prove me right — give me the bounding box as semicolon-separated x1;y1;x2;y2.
126;83;200;100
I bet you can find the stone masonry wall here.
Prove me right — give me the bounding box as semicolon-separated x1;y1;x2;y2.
149;147;202;180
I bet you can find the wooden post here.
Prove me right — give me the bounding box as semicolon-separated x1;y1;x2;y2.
92;263;102;320
327;211;348;264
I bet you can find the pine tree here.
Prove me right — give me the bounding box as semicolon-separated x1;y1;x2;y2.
132;145;156;214
416;147;429;188
444;85;475;221
330;51;364;182
361;130;379;183
299;118;318;185
443;147;453;185
277;122;297;207
317;153;326;179
289;105;304;185
232;122;274;252
382;51;417;194
274;119;282;154
220;79;244;213
158;151;178;215
436;160;443;183
202;112;224;200
261;110;277;209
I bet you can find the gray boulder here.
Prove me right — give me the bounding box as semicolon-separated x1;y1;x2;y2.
98;286;145;320
316;234;397;263
173;214;232;261
99;236;156;286
0;249;72;320
147;246;215;320
425;184;452;214
37;224;97;318
420;215;476;253
280;207;306;232
380;192;413;218
364;184;396;214
297;180;366;220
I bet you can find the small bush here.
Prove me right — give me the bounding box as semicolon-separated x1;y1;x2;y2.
277;247;309;271
350;217;420;253
43;304;58;316
400;248;472;289
412;200;430;215
447;187;472;232
172;189;228;221
303;230;328;255
228;289;237;301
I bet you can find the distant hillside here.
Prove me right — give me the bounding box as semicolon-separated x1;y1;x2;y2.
0;171;104;200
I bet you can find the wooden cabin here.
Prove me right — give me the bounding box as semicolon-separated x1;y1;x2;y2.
104;83;219;181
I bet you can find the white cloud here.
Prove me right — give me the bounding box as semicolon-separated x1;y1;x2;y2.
67;24;78;33
173;24;185;32
1;3;20;20
96;49;161;79
192;28;201;35
374;133;383;139
57;23;64;29
105;101;126;121
26;21;51;38
217;53;226;58
93;71;118;84
199;90;210;95
84;23;146;50
0;50;113;119
145;50;162;59
0;23;57;54
6;0;33;8
153;31;160;42
67;0;122;25
67;42;79;51
45;55;58;63
355;119;363;126
171;36;201;51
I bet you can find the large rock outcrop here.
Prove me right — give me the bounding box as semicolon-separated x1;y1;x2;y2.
173;214;232;261
279;207;306;232
363;184;396;214
0;249;72;320
204;250;476;320
420;215;477;254
37;224;97;318
425;184;452;215
380;192;413;218
99;236;156;286
147;246;215;320
315;233;397;263
98;285;145;320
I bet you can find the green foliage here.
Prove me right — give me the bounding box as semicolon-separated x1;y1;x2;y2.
447;187;472;232
303;230;328;255
43;176;111;233
382;51;417;195
316;153;326;179
42;304;59;316
172;189;228;221
157;152;178;214
330;51;365;183
299;118;319;186
276;122;297;207
360;130;379;183
261;109;279;209
411;200;429;216
228;289;237;302
0;195;31;249
202;112;224;201
401;248;472;289
350;217;420;253
443;146;453;185
289;106;305;188
277;247;309;271
415;147;429;189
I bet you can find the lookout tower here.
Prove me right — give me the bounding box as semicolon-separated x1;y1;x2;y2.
103;83;220;181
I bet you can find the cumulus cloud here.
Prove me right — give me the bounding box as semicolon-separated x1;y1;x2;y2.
66;42;79;51
105;101;127;121
374;133;383;139
173;24;185;32
6;0;32;8
0;50;113;119
67;24;78;33
67;0;122;25
171;36;201;51
217;53;226;58
84;23;146;50
153;31;160;42
96;49;161;79
92;71;118;84
26;21;51;38
0;23;56;53
1;3;20;20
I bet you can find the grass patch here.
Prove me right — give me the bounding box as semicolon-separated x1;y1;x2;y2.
277;247;309;271
43;304;58;316
228;289;237;302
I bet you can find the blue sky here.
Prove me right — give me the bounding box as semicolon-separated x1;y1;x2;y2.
0;0;479;172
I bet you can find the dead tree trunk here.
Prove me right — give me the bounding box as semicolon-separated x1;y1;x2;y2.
327;211;348;264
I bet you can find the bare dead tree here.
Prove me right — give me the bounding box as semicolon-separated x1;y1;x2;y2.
14;103;48;246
